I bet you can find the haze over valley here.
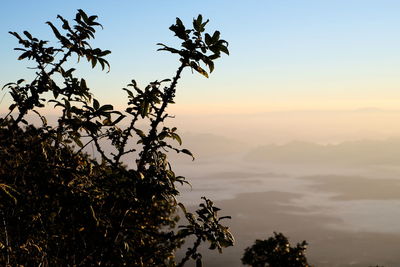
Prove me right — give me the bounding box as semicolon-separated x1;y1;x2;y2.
166;109;400;266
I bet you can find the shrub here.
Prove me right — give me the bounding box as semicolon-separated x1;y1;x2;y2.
242;232;310;267
0;10;233;266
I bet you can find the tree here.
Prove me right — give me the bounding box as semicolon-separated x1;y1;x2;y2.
0;10;233;266
242;232;311;267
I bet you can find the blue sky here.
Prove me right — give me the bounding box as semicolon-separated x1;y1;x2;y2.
1;1;400;114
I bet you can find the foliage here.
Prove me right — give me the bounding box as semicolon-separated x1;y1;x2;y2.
0;10;233;266
242;232;311;267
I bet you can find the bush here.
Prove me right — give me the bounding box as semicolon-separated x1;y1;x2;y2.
242;232;311;267
0;10;233;266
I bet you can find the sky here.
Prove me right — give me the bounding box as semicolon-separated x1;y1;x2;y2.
1;1;400;143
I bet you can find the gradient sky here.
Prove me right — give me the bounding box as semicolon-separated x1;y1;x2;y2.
1;0;400;116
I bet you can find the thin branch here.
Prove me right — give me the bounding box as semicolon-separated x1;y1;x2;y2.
112;112;140;167
177;236;202;267
1;211;10;266
137;61;187;171
90;133;114;165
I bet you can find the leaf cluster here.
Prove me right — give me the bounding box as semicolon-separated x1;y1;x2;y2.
176;197;234;266
158;14;229;78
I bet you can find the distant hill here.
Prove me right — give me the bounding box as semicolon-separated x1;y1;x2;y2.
245;138;400;165
170;132;248;162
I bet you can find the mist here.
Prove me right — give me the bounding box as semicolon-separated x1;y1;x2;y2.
167;109;400;267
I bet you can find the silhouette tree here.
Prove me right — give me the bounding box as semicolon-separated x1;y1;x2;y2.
0;10;233;266
242;232;311;267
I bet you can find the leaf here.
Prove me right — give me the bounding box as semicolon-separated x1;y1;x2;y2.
100;50;111;56
171;132;182;145
205;33;212;46
93;99;100;110
218;216;232;221
18;51;31;60
158;131;169;140
91;57;97;68
219;44;229;55
111;114;126;126
194;64;209;78
134;128;145;138
196;258;202;267
98;104;113;112
181;149;194;160
157;43;180;54
208;54;220;60
178;203;187;214
65;68;76;77
72;136;83;147
46;21;63;40
207;61;214;73
98;58;105;70
8;31;22;41
212;31;220;43
140;101;149;118
123;88;134;98
202;57;215;73
57;15;71;30
23;31;33;40
103;118;111;125
2;82;16;90
201;19;210;31
88;15;98;22
193;14;202;32
81;78;88;90
170;17;188;40
8;103;16;111
77;9;89;24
